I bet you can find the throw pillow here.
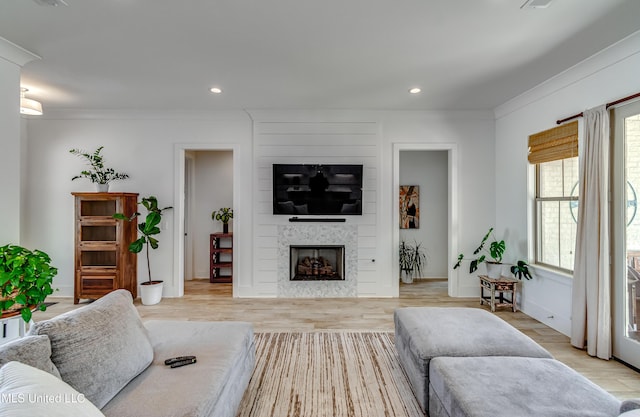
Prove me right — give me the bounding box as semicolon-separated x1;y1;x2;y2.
0;361;105;417
0;335;61;378
27;289;154;409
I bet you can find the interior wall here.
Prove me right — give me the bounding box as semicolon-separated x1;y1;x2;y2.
382;111;496;296
399;150;448;278
494;30;640;335
22;112;252;298
0;48;26;244
193;150;233;279
18;107;496;299
250;114;383;296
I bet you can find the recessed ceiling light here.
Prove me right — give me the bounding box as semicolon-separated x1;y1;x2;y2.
209;87;223;94
409;87;422;94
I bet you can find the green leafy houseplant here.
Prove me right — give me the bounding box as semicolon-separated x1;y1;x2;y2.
211;207;233;233
453;227;532;280
453;228;505;274
70;146;129;187
0;244;57;322
113;196;172;284
511;260;533;280
399;240;427;283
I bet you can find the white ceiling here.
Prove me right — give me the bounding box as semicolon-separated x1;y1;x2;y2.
2;0;640;112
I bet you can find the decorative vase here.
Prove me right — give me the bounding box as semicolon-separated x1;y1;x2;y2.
140;280;163;305
223;223;229;234
485;262;503;279
96;183;109;193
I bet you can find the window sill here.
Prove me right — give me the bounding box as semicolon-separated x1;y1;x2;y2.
530;264;573;285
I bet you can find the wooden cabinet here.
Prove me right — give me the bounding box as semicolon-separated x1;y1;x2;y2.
210;233;233;283
73;193;139;304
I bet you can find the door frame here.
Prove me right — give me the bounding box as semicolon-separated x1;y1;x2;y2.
612;100;640;367
392;143;459;296
173;143;239;297
183;151;195;282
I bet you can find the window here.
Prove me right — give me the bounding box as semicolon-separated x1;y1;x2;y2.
535;158;579;271
529;121;579;272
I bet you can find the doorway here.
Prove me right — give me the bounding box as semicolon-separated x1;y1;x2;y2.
392;143;458;296
174;145;237;298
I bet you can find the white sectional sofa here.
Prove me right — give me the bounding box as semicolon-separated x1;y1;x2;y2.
0;289;255;417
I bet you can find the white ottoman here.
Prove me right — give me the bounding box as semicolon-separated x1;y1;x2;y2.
394;307;552;411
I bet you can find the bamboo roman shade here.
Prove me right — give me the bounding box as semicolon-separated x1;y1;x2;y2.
528;120;578;164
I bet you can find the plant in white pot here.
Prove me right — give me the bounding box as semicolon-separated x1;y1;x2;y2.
453;227;532;280
70;146;129;192
114;196;172;305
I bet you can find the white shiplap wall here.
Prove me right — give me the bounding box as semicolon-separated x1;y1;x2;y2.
252;118;382;296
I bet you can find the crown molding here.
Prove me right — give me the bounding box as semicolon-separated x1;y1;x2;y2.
0;37;40;67
494;29;640;120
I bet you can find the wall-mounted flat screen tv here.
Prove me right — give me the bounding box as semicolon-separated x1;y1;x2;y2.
273;164;363;215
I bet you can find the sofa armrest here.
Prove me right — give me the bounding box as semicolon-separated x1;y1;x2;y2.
621;399;640;413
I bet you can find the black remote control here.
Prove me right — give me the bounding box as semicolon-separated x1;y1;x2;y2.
164;356;196;365
170;358;197;368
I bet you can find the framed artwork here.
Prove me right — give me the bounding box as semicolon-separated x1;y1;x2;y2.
400;185;419;229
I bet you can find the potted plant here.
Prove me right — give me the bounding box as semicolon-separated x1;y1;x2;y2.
114;196;172;305
510;260;533;280
70;146;129;192
453;227;532;280
0;244;57;322
211;207;233;234
399;240;427;284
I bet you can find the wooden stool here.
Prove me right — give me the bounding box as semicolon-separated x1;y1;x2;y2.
478;275;518;312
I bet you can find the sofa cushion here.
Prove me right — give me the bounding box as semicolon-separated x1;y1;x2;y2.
27;289;153;409
429;356;621;417
0;334;60;378
622;400;640;414
0;361;105;417
101;320;255;417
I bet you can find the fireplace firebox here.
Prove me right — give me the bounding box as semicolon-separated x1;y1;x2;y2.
290;245;345;281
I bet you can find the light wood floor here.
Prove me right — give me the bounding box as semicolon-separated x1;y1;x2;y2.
34;279;640;400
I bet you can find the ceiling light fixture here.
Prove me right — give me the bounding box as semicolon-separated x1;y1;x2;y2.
520;0;552;9
32;0;68;6
409;87;422;94
20;88;43;116
209;87;223;94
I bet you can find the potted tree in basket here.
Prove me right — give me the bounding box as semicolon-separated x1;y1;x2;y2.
114;196;172;305
211;207;233;234
70;146;129;192
0;244;57;322
399;240;427;284
453;227;532;280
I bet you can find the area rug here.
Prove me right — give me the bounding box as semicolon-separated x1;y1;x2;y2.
236;332;423;417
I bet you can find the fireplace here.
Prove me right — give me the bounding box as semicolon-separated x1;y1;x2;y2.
290;245;345;281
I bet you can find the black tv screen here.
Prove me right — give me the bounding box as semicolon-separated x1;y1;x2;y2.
273;164;363;215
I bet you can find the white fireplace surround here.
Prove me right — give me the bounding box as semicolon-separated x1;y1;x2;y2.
277;224;357;297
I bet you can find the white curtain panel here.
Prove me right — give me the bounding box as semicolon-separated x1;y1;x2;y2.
570;105;611;360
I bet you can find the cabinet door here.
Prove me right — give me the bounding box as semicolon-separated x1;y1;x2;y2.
77;272;118;293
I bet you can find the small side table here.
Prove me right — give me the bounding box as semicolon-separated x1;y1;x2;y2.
478;275;518;312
